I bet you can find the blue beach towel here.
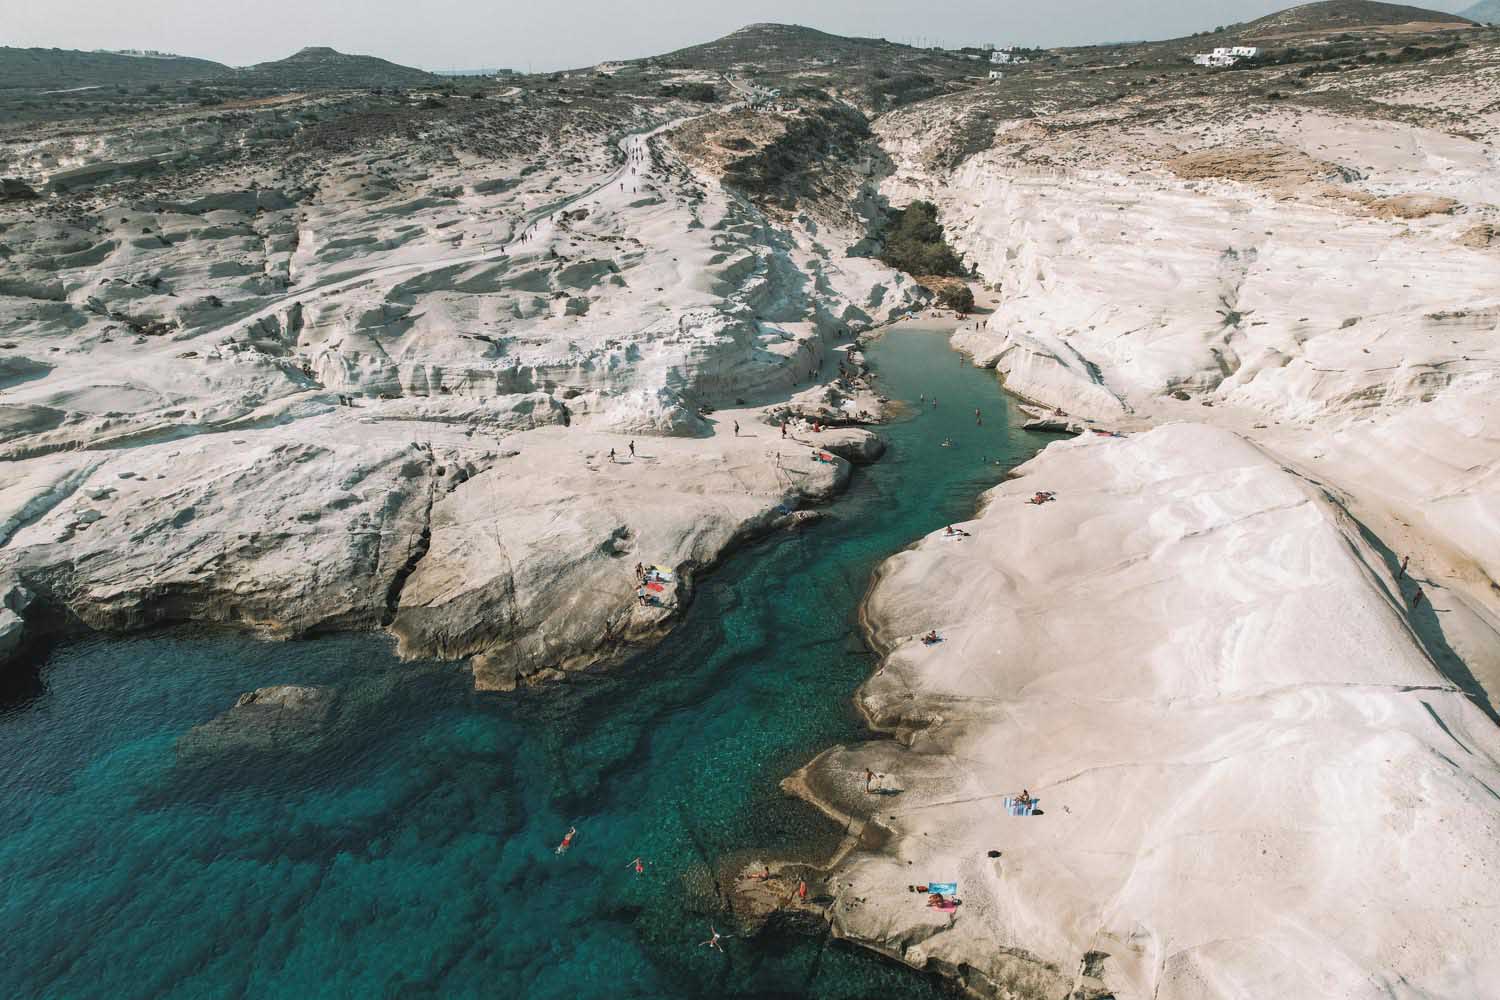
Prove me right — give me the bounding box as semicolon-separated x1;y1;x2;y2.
926;882;958;895
1004;796;1040;817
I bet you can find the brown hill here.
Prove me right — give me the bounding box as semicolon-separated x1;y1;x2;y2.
1234;0;1474;41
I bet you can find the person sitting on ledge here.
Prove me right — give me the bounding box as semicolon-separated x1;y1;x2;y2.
922;630;940;644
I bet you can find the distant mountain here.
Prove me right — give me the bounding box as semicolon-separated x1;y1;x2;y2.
235;46;437;88
657;23;914;73
0;47;229;90
1233;0;1475;40
1460;0;1500;22
0;44;435;93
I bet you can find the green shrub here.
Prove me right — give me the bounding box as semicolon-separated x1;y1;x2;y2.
938;283;975;314
878;200;965;277
659;82;717;102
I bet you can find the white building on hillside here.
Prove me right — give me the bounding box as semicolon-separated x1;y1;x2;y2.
1192;45;1257;68
990;48;1030;65
989;70;1004;80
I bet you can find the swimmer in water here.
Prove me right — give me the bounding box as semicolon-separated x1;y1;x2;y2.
556;826;576;854
699;925;725;953
628;857;645;875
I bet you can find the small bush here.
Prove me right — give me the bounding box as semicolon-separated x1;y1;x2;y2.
937;283;975;314
879;200;965;277
659;83;717;102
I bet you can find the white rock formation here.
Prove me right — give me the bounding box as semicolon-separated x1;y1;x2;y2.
796;424;1500;998
0;93;920;677
782;51;1500;998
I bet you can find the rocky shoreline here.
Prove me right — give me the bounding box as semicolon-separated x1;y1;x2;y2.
0;89;924;689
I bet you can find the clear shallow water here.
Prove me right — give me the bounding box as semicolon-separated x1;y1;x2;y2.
0;325;1052;1000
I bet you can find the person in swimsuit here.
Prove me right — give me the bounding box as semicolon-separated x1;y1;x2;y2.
556;826;576;854
699;925;724;953
628;857;645;875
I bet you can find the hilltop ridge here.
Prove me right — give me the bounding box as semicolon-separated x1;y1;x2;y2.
0;43;434;95
235;46;436;87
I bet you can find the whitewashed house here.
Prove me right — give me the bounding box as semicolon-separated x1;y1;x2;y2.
990;48;1030;65
989;70;1004;80
1192;47;1242;67
1231;46;1260;58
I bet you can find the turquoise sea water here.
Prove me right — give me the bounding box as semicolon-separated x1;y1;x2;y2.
0;324;1052;999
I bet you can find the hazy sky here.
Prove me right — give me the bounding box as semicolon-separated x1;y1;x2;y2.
6;0;1474;71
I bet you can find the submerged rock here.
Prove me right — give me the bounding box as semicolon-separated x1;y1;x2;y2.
177;684;340;760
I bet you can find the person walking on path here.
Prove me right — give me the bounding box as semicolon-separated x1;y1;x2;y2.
629;440;636;457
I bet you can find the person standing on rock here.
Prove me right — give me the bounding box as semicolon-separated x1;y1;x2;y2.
797;879;808;901
733;420;740;437
629;440;636;457
609;447;617;463
637;584;648;607
781;422;787;438
1399;555;1410;579
865;768;875;793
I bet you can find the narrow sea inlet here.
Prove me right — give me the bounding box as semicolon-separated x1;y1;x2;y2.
0;323;1052;999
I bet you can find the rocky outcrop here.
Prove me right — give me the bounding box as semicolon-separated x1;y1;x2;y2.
796;424;1500;999
0;90;924;680
390;426;850;688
